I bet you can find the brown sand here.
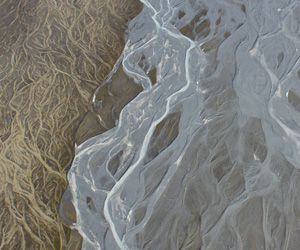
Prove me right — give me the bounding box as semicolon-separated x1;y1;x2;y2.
0;0;143;249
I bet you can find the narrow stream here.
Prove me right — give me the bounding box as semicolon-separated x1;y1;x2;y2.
66;0;300;249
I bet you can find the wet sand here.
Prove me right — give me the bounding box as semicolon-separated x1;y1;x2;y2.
0;0;142;249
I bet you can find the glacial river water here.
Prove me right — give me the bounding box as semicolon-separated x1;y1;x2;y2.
63;0;300;249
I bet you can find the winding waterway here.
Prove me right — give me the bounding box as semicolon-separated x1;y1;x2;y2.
63;0;300;249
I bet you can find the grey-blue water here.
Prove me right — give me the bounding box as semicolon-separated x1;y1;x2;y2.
64;0;300;249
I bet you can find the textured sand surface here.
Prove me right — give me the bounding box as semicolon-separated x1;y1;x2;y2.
0;0;142;249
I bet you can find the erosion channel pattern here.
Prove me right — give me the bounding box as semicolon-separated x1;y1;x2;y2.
65;0;300;249
0;0;142;249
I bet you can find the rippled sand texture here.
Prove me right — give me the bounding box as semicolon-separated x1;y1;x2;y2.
67;0;300;249
0;0;143;249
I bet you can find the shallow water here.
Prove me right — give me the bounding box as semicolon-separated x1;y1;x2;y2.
64;0;300;249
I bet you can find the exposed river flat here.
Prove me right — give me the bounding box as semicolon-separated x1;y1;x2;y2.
0;0;142;249
2;0;300;249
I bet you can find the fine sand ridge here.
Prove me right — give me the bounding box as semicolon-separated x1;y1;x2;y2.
0;0;142;249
